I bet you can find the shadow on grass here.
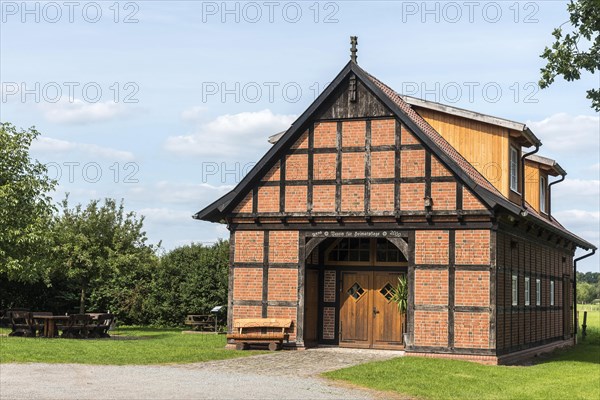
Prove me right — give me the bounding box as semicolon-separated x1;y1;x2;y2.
107;326;183;340
533;335;600;366
109;332;174;340
102;335;156;340
1;335;162;342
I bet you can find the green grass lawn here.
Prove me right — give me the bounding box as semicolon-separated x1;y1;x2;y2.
325;306;600;400
0;327;266;365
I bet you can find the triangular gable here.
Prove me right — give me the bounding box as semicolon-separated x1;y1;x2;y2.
193;62;595;251
195;62;496;221
227;117;487;217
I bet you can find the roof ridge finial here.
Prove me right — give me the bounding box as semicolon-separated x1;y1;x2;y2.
350;36;358;64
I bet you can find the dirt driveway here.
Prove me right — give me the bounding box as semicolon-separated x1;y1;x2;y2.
0;347;404;399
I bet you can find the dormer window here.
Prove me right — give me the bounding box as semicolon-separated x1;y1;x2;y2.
510;146;519;193
540;176;547;214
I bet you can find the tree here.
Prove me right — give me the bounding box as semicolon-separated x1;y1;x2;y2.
145;241;229;325
577;282;594;304
0;123;56;283
51;197;158;313
87;251;157;325
577;271;600;284
539;0;600;111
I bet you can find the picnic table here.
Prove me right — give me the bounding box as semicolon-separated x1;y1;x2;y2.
185;314;217;332
8;311;114;338
33;315;70;338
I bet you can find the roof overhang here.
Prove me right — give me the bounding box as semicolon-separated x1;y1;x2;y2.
268;130;287;144
525;154;567;177
496;197;596;251
400;94;542;148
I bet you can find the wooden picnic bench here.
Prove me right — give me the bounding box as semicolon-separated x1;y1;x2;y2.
86;313;115;338
226;318;292;351
8;310;34;337
60;314;92;338
185;314;216;332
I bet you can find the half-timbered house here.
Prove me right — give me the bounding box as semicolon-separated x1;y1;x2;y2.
195;40;596;364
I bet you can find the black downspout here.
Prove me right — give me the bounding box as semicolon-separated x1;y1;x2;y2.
521;144;540;210
548;173;566;219
573;249;596;335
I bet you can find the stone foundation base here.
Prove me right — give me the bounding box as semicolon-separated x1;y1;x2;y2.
497;338;575;365
405;338;575;365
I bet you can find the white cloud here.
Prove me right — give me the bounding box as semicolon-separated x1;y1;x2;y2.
154;181;232;204
215;223;229;237
181;106;207;122
554;209;600;223
40;99;132;125
49;188;101;202
31;137;135;161
585;163;600;173
553;179;600;199
137;207;194;225
527;113;599;154
169;224;231;248
165;109;296;157
124;181;232;208
553;209;600;246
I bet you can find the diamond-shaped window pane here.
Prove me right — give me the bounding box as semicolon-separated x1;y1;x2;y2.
347;282;365;300
380;282;395;301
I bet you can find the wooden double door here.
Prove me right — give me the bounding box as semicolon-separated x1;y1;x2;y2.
339;270;405;349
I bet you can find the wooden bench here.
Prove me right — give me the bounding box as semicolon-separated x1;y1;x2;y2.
86;313;115;338
227;318;292;351
8;310;34;337
60;314;93;338
185;314;216;332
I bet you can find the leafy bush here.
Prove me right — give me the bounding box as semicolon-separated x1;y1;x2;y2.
143;241;229;326
2;237;229;327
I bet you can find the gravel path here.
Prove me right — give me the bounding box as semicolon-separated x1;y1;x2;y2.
0;348;404;400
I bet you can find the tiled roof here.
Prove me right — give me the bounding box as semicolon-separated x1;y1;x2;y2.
523;201;589;245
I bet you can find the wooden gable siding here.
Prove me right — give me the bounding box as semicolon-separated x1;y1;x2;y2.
524;160;550;216
315;77;394;120
414;106;516;198
231;116;488;217
524;161;541;213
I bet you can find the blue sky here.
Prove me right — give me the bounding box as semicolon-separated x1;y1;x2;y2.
1;1;598;271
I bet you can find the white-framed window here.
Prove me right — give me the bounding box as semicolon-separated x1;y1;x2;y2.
550;280;555;306
512;274;518;306
510;147;519;192
540;176;547;214
525;276;530;306
536;278;541;306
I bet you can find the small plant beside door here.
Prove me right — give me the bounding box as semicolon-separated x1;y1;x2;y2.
390;275;408;340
